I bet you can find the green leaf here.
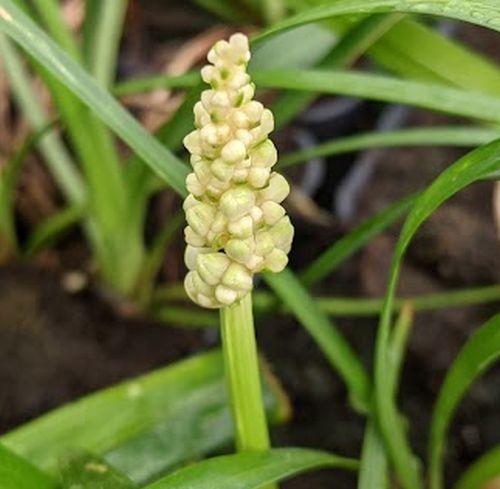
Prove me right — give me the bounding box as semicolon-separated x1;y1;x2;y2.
252;69;500;124
24;204;84;256
428;313;500;489
454;445;500;489
143;448;358;489
0;121;57;256
87;0;127;88
114;72;200;96
280;127;500;168
1;350;288;484
255;0;500;43
264;268;370;413
300;193;417;286
368;18;500;96
358;304;413;489
0;33;84;205
268;14;402;128
0;0;188;197
0;444;54;489
373;137;500;489
59;452;136;489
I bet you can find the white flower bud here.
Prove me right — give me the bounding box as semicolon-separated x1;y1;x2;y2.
259;173;290;204
183;33;293;308
221;139;246;163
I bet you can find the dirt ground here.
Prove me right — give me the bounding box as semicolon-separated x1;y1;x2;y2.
0;4;499;488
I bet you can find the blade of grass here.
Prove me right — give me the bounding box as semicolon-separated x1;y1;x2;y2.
142;448;358;489
428;313;500;489
316;285;500;316
368;18;500;96
134;211;184;305
373;138;500;489
0;444;55;489
254;0;500;43
0;0;188;196
252;69;500;125
264;268;370;413
0;33;84;204
454;446;500;489
358;304;413;489
114;72;200;96
300;193;417;286
0;121;57;257
24;204;83;256
280;127;500;168
87;0;127;88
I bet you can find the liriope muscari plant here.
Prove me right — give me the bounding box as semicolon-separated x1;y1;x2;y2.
181;33;294;476
182;33;294;309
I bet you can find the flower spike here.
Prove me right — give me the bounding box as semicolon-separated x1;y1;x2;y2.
183;33;294;308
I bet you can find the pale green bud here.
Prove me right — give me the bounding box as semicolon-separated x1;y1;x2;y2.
197;252;230;286
259;173;290;204
186;202;216;237
264;249;288;273
184;245;211;271
222;262;253;291
221;139;246;163
219;186;255;220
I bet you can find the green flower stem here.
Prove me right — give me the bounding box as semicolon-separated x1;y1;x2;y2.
220;293;276;488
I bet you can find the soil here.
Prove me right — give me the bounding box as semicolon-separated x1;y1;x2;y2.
1;4;499;489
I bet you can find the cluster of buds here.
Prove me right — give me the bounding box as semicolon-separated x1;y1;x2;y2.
183;33;294;309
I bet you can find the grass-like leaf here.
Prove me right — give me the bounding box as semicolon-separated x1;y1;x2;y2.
0;0;188;196
255;0;500;43
280;127;500;168
0;122;57;257
0;444;54;489
264;268;370;413
252;69;500;124
428;313;500;489
143;448;358;489
1;350;288;482
24;204;83;256
367;18;500;95
300;193;417;286
0;33;84;204
373;137;500;489
454;445;500;489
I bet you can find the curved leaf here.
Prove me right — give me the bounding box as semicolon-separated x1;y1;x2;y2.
300;193;417;286
429;313;500;489
264;268;370;413
373;137;500;489
454;445;500;489
143;448;358;489
1;350;288;482
255;0;500;43
280;127;500;168
0;0;188;196
252;70;500;124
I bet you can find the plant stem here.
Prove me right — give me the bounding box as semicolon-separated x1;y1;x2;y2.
220;293;276;487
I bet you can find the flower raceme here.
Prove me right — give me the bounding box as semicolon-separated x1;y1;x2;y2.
183;33;294;309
